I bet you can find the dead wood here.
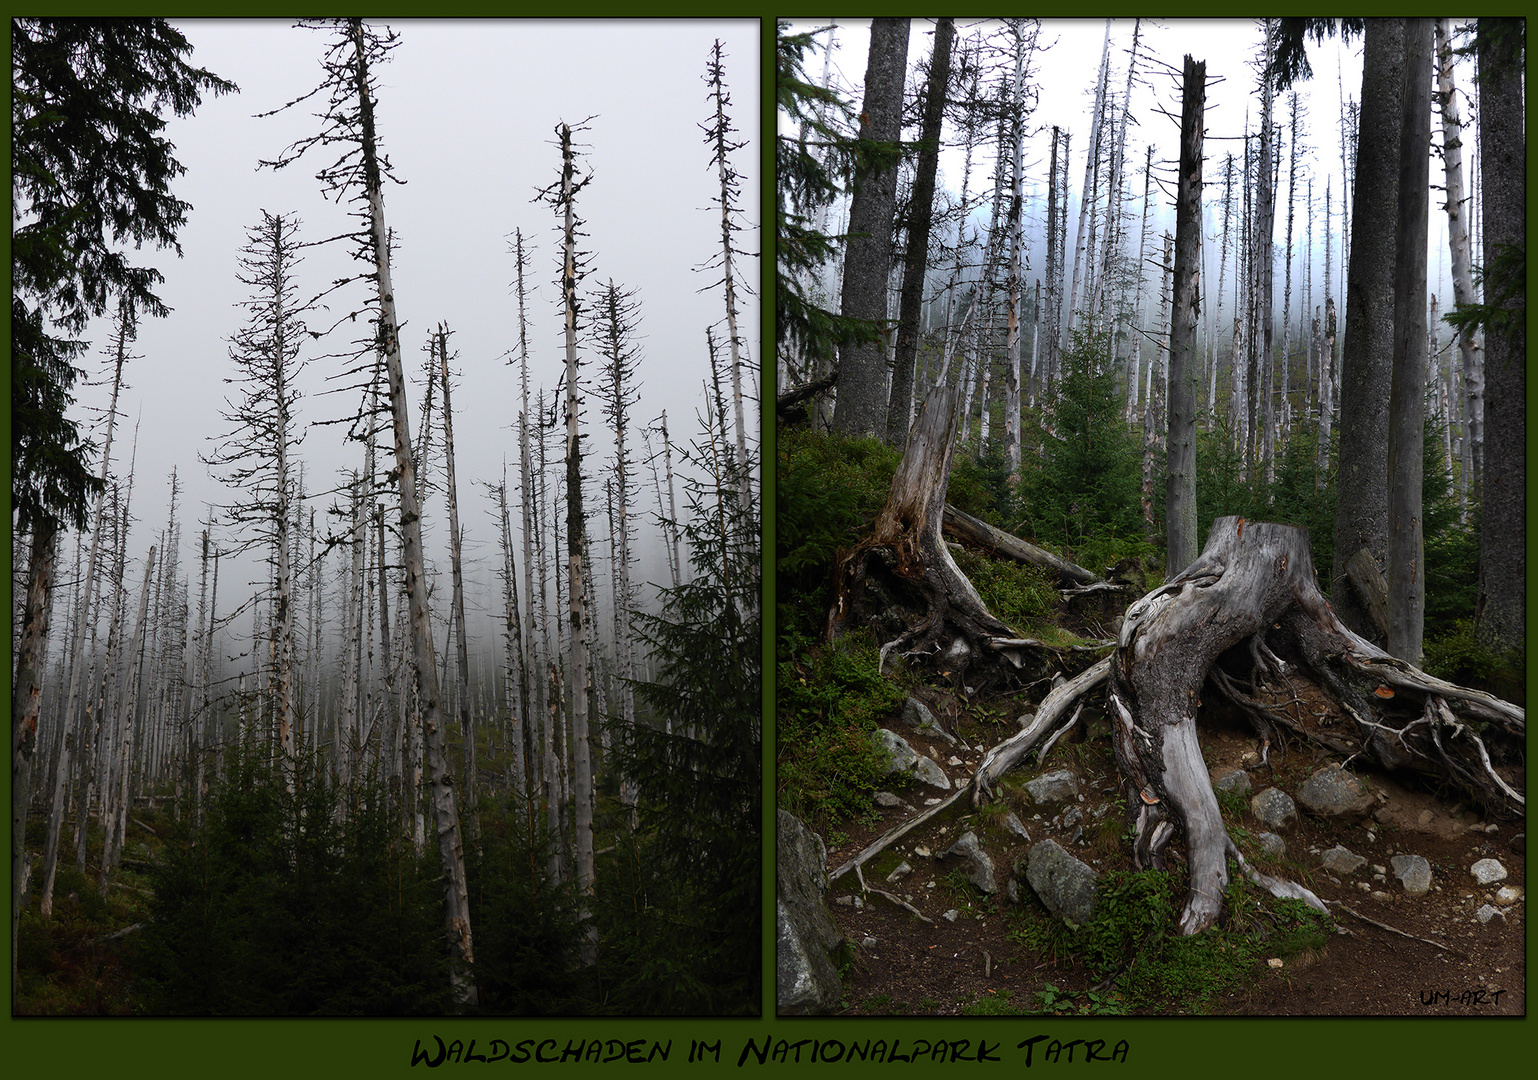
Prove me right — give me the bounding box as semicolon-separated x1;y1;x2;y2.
942;505;1101;586
965;516;1523;937
831;384;1019;675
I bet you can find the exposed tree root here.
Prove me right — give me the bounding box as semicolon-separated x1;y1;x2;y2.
965;517;1523;936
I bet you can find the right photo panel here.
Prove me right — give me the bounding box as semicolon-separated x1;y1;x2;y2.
775;16;1525;1019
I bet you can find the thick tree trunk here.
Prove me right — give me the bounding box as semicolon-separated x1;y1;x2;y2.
941;505;1099;587
887;18;952;450
12;520;56;985
831;17;909;438
1165;56;1205;577
1331;18;1404;643
973;516;1524;937
1386;20;1431;665
1474;17;1525;663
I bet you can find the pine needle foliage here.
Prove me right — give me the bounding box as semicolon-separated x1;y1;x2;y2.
601;446;761;1015
140;748;450;1015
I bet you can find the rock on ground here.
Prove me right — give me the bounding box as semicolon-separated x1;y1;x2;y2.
1251;787;1299;830
1022;838;1099;926
776;810;845;1015
1471;858;1508;885
943;831;997;894
1025;769;1080;805
1390;854;1433;897
1297;764;1376;818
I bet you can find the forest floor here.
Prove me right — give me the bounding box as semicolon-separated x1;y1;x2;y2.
819;683;1525;1018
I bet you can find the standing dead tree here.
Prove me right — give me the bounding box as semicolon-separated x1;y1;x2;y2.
260;16;475;1005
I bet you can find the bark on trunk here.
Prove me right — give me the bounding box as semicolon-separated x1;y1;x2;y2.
831;17;909;438
1165;56;1205;577
346;18;474;1002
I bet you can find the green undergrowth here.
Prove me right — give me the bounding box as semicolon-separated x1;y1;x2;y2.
777;632;907;828
1008;867;1334;1015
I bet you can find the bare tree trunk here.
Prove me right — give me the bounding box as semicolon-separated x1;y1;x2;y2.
1385;19;1432;665
1064;21;1112;345
1165;57;1206;577
888;18;954;450
343;18;474;1001
435;325;476;830
101;546;153;898
548;120;597;962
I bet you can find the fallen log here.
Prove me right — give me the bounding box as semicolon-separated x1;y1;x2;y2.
941;505;1101;587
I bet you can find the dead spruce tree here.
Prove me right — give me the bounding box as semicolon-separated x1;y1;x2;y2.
201;210;310;793
538;119;598;961
260;17;474;1004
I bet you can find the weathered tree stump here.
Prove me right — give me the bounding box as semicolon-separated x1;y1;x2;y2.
974;516;1524;936
831;383;1015;674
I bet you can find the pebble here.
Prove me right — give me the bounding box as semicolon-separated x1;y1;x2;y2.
1267;958;1284;969
1494;886;1522;906
862;936;878;949
1475;904;1504;924
1371;891;1393;902
942;909;960;923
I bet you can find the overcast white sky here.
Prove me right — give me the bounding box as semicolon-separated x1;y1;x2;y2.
60;18;761;654
783;18;1471;322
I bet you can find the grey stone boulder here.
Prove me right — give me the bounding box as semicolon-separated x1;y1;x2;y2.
1000;810;1031;841
900;697;957;744
942;830;997;894
874;728;951;790
1214;769;1252;796
1251;787;1299;830
1390;853;1433;897
1023;839;1099;926
1256;832;1286;858
1025;769;1080;805
776;811;845;1015
1470;858;1507;885
1320;845;1367;875
1297;764;1376;818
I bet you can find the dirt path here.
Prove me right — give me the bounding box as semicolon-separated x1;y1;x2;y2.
820;707;1524;1016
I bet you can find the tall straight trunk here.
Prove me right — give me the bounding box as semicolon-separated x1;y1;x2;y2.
38;304;131;916
1093;19;1141;328
1166;57;1206;577
1434;18;1482;505
437;326;476;826
888;17;953;449
1279;92;1300;439
1473;17;1525;660
1142;233;1172;530
1253;27;1278;485
832;17;909;438
1331;18;1405;642
495;480;528;798
1001;21;1027;472
12;520;56;980
1064;21;1112;345
101;546;153;898
1127;144;1155;423
552;122;597;960
1385;19;1432;664
345;18;474;999
704;40;752;499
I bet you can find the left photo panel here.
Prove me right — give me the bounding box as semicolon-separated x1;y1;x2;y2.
11;16;762;1017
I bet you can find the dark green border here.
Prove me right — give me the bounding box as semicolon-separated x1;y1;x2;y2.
5;6;1533;1076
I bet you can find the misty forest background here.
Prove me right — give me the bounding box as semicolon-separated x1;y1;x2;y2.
12;18;760;1016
